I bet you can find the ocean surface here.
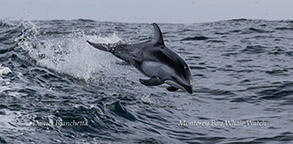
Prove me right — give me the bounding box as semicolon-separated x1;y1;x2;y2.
0;19;293;144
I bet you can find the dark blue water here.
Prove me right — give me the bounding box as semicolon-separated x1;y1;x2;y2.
1;19;293;143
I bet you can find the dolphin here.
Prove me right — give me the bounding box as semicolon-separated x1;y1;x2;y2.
87;23;193;94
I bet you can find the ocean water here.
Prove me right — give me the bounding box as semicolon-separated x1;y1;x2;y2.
0;19;293;144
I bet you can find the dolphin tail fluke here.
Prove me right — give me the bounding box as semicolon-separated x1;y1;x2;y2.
86;40;122;53
86;40;109;52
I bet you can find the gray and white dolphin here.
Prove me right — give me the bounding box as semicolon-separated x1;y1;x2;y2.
87;23;193;94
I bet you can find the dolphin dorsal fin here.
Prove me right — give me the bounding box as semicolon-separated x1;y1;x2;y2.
151;23;165;45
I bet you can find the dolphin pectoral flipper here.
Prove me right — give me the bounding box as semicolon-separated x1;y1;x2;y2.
139;77;163;86
167;86;178;92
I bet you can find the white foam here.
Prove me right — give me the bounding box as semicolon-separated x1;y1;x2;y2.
0;109;34;131
0;65;12;93
0;109;18;129
0;65;12;76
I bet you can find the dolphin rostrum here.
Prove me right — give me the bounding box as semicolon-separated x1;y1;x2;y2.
87;23;193;94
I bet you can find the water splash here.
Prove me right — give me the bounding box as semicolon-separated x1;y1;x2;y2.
17;21;121;81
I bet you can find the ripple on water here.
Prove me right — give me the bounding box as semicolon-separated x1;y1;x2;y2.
241;45;268;54
181;36;209;41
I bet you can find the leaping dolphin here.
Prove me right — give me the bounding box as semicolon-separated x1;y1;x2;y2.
87;23;193;94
